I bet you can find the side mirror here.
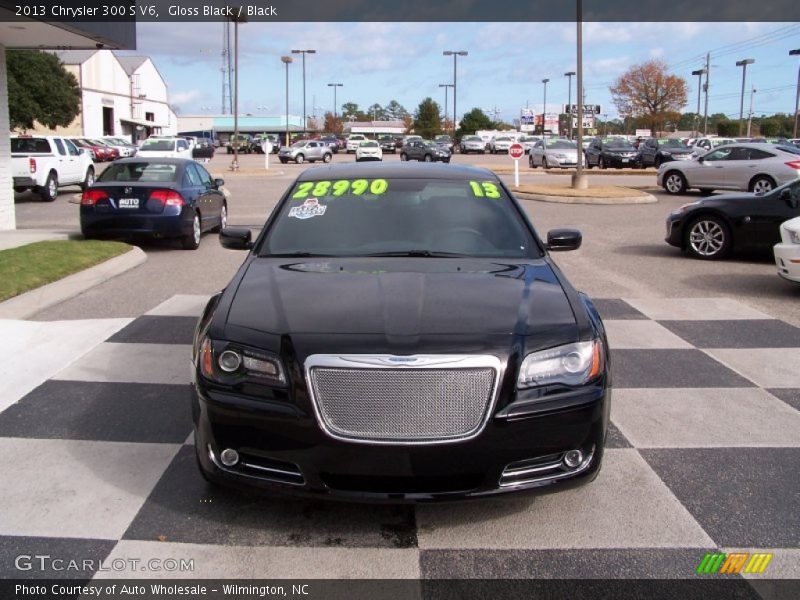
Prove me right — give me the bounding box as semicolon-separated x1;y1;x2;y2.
546;229;582;252
697;156;705;163
219;228;253;251
781;188;799;208
213;178;225;188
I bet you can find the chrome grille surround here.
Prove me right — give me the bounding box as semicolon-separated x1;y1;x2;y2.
305;354;503;445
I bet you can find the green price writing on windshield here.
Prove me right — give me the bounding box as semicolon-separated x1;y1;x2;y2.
469;181;501;199
292;178;389;199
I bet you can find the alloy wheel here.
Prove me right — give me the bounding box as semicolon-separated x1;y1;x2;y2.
688;220;725;257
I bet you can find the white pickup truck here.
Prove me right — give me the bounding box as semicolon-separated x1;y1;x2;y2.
11;135;96;202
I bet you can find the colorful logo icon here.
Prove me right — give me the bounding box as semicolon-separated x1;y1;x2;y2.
696;552;773;575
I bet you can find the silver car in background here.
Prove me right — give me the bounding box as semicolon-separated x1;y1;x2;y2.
529;138;579;169
278;140;333;164
659;143;800;195
489;136;514;154
460;135;487;154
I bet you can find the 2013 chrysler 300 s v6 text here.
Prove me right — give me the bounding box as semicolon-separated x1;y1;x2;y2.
191;163;611;502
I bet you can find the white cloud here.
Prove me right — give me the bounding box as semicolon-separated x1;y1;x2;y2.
171;90;202;105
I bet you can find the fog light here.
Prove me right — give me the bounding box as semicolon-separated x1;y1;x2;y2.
220;448;239;467
218;350;242;372
564;449;583;468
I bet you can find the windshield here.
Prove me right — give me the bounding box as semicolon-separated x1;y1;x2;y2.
261;177;538;258
546;140;577;149
603;139;632;149
657;139;687;148
463;136;481;141
97;162;178;183
291;141;308;148
360;141;379;147
140;140;176;151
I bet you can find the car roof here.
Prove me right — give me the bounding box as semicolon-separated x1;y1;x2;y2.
113;157;193;165
295;162;497;182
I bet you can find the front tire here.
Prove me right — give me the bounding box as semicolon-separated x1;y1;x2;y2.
424;154;433;162
295;154;305;164
685;215;731;260
211;203;227;233
663;171;688;195
599;157;606;170
81;167;95;191
323;153;332;163
529;155;535;168
400;153;408;162
749;175;776;194
182;211;201;250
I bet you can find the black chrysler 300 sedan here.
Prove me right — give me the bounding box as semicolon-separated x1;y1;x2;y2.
191;162;611;502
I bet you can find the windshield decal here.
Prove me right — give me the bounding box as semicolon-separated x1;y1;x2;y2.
469;181;501;199
288;198;327;220
292;179;389;200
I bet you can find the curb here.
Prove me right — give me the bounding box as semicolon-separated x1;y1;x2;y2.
0;246;147;319
515;191;658;205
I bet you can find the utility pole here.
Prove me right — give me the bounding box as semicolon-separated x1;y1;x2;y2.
327;83;343;118
791;49;800;138
291;49;316;135
573;0;587;189
747;87;756;137
541;78;549;139
443;51;468;136
439;83;454;133
703;52;710;136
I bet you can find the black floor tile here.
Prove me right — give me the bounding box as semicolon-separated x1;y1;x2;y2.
107;316;198;345
612;349;755;388
659;320;800;349
593;299;648;320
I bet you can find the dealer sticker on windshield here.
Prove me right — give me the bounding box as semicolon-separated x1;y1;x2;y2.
288;198;327;220
292;178;389;200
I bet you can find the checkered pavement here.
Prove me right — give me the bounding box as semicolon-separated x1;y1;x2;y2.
1;295;799;581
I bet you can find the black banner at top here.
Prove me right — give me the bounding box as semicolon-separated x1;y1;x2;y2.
2;0;800;22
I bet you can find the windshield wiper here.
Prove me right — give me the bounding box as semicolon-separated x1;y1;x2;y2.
267;252;336;257
361;250;469;258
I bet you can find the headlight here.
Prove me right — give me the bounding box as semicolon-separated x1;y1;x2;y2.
662;151;672;156
790;229;800;244
517;340;603;388
671;201;700;215
199;337;287;386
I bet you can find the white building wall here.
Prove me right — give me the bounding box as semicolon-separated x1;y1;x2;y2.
130;59;176;135
0;45;14;230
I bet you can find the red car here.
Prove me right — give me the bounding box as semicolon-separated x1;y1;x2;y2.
88;139;120;161
72;138;111;161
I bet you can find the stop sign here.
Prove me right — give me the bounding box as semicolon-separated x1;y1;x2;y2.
509;143;524;159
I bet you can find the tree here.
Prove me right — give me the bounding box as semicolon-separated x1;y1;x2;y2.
457;107;493;136
402;115;415;134
384;100;409;120
717;121;739;137
758;119;781;137
365;103;385;120
322;112;343;134
413;97;442;139
610;60;687;136
7;50;81;131
340;102;366;121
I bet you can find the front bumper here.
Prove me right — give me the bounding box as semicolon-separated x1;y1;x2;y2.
192;378;609;503
665;214;684;248
774;243;800;283
602;154;638;167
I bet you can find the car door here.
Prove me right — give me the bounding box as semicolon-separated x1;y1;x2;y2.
51;138;78;184
741;179;800;247
176;139;190;159
186;162;222;231
587;140;601;166
643;139;658;166
717;146;755;190
692;147;732;188
182;163;207;226
532;140;543;165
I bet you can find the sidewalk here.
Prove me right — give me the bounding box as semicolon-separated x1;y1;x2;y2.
0;228;77;251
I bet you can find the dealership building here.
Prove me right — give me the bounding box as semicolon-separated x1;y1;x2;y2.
0;14;136;230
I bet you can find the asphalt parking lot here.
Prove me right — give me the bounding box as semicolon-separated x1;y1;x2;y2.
4;150;800;584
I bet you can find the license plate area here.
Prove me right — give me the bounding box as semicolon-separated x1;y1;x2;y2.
118;198;139;209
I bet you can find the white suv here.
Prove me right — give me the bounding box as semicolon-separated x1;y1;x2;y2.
346;134;367;153
137;137;193;159
11;135;95;202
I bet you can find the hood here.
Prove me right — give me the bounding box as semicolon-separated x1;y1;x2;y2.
661;146;693;154
225;258;577;339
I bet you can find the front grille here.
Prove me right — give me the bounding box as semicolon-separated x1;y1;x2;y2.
306;355;500;444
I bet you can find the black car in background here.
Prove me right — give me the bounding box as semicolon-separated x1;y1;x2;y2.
637;138;694;168
80;158;227;250
584;137;639;169
192;162;610;502
378;135;397;154
665;178;800;259
400;140;451;162
192;138;216;159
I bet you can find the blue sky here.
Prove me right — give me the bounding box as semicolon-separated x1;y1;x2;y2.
130;22;800;124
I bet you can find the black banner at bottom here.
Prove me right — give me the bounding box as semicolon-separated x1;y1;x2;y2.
2;579;799;600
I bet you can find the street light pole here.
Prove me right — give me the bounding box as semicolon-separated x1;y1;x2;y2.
291;49;316;135
281;56;292;148
735;58;755;136
229;12;247;171
572;0;587;189
691;68;706;138
564;71;575;139
541;78;549;140
327;83;343;118
703;52;710;136
439;84;453;131
791;49;800;138
443;51;468;137
747;87;756;137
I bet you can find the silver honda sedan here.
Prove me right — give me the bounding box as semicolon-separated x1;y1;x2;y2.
658;143;800;195
529;138;579;169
